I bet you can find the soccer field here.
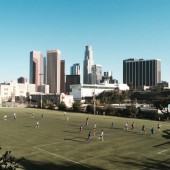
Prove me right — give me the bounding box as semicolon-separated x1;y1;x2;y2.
0;108;169;170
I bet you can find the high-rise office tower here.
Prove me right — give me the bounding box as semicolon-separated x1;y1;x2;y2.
70;63;80;75
60;60;65;93
91;64;102;84
83;45;93;84
65;63;80;94
29;51;44;90
47;50;61;93
43;57;47;84
123;58;161;89
66;75;80;94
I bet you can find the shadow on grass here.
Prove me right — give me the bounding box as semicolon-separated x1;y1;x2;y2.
20;158;104;170
67;124;80;127
107;156;170;170
63;130;78;134
151;129;170;148
162;129;170;139
23;125;32;128
64;137;86;143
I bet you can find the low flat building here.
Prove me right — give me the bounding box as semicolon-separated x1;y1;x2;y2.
70;83;129;100
0;81;36;102
30;93;73;108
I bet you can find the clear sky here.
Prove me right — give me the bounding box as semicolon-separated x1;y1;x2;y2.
0;0;170;83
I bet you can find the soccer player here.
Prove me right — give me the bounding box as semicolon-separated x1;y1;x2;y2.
80;124;83;133
98;130;104;141
4;115;7;120
86;117;89;126
157;123;161;131
93;123;97;130
86;131;92;142
124;122;128;131
111;122;115;128
93;123;97;136
131;122;135;130
141;125;146;134
36;121;39;128
151;127;155;135
13;113;16;120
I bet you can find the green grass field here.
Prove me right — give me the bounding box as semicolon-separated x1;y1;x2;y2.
0;108;169;170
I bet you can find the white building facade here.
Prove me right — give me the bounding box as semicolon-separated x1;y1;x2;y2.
0;81;36;102
60;93;74;108
70;83;129;100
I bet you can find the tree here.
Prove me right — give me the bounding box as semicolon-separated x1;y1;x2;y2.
152;96;170;119
7;96;12;102
105;104;115;116
72;101;82;112
58;102;67;111
126;105;138;118
43;100;54;109
18;96;24;104
86;104;93;113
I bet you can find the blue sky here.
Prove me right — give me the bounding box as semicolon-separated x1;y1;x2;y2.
0;0;170;83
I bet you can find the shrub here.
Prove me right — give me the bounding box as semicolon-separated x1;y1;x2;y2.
105;105;115;116
72;101;82;112
58;102;67;111
86;104;93;114
137;109;158;120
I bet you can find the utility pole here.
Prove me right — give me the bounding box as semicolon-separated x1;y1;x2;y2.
39;73;44;109
92;66;96;115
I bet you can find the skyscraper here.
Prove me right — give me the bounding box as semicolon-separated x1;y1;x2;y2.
91;64;102;84
123;58;161;89
65;63;80;94
43;57;47;84
66;75;80;94
29;51;44;90
70;63;80;75
47;50;61;93
83;45;93;84
60;60;65;93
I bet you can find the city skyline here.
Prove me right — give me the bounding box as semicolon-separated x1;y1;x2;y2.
1;0;170;83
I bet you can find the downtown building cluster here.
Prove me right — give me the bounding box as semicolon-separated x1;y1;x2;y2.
29;45;120;96
0;45;167;105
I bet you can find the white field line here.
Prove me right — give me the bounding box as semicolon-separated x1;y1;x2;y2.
100;131;170;157
34;147;92;169
22;151;40;157
32;129;157;167
157;149;168;154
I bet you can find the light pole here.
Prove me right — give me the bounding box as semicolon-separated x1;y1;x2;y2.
92;66;96;115
39;73;44;109
29;96;32;106
93;89;96;115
